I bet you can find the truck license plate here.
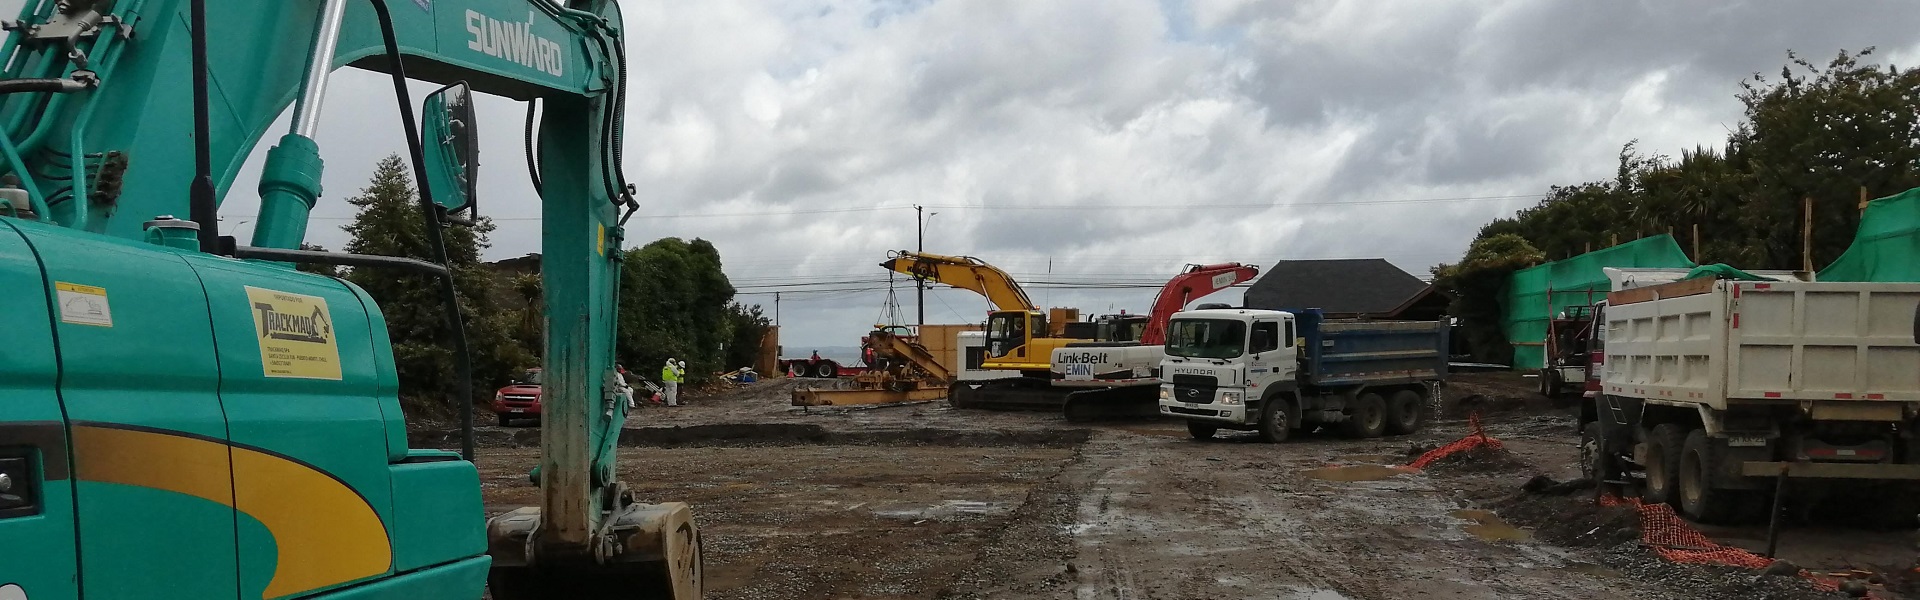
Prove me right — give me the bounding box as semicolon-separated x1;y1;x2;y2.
511;408;526;413
1727;435;1767;447
1067;364;1093;380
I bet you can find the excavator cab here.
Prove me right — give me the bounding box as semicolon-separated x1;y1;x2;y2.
985;310;1040;358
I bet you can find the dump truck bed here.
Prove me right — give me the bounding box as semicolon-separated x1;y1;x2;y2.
1297;313;1449;387
1602;279;1920;408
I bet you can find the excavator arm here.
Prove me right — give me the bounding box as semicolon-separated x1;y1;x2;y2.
881;250;1036;312
1141;262;1260;345
0;0;695;597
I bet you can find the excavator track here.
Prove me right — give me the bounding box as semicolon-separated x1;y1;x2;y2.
948;377;1069;411
1061;385;1163;422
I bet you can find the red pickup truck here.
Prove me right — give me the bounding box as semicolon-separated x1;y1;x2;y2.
491;368;543;426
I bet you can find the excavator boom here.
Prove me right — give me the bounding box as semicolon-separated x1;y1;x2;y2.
0;0;698;597
1141;263;1261;345
881;250;1036;312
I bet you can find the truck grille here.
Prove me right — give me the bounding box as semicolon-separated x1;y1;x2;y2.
501;395;538;406
1169;374;1218;404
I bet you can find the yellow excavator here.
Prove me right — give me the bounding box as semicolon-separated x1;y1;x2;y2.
881;251;1145;410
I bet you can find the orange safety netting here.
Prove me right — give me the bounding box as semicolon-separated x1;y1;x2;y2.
1410;413;1875;596
1599;494;1862;595
1408;412;1504;469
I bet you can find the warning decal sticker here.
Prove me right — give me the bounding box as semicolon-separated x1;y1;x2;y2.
55;282;113;327
245;286;343;380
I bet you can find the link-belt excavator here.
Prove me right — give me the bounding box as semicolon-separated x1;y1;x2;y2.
0;0;698;598
882;252;1257;420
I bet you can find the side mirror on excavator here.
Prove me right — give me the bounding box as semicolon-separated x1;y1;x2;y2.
421;81;479;221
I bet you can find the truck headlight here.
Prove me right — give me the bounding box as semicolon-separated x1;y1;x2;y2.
494;391;504;403
1159;388;1170;400
1220;392;1242;405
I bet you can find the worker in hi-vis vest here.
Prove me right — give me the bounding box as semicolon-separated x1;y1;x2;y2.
662;358;682;407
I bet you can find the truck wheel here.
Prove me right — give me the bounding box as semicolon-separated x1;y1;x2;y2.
1581;422;1614;484
1643;424;1686;506
1341;393;1387;439
1678;429;1743;524
495;413;514;427
815;362;838;378
1538;369;1555;397
1385;390;1425;435
1187;421;1218;440
1256;399;1291;443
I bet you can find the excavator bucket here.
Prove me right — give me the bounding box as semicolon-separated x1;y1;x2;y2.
486;501;703;599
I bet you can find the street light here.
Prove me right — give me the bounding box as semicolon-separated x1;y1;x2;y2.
916;206;938;326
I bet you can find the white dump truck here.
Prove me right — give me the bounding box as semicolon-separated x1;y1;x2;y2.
1583;273;1920;524
1157;308;1448;442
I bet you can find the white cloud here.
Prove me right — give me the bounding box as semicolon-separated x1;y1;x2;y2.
14;0;1907;351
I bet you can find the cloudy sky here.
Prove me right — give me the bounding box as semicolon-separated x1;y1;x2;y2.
195;0;1920;350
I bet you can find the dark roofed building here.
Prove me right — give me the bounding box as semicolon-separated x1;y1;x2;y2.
1243;258;1448;320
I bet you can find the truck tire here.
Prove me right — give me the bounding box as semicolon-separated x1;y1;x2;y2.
1256;398;1291;443
1385;389;1425;435
1538;369;1555;397
1581;421;1614;483
1341;393;1387;439
814;362;838;378
1643;424;1686;506
1678;429;1743;524
1187;420;1218;440
495;413;514;427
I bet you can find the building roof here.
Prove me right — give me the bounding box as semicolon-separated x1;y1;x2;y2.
1243;258;1441;318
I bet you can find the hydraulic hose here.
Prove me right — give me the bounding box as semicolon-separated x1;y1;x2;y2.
523;98;541;194
367;0;477;462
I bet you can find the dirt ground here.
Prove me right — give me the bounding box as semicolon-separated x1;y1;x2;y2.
451;373;1920;599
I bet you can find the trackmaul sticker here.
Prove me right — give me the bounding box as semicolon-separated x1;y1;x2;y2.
246;286;342;380
55;282;112;327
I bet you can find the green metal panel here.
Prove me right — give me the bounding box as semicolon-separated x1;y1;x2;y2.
1503;234;1695;369
342;279;412;464
313;556;490;600
1819;186;1920;282
389;457;487;573
184;255;400;599
0;218;79;600
15;219;241;599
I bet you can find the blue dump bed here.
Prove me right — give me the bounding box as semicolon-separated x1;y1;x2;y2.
1295;310;1449;387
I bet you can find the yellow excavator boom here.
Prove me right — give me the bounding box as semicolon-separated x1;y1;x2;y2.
881;251;1036;312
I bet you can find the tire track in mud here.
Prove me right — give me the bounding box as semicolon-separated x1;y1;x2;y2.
1060;429;1682;600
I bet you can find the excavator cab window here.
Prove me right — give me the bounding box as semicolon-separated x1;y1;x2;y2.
986;312;1027;358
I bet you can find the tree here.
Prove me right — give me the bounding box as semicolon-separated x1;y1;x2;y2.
614;237;745;383
1432;234;1545;364
341;154;531;413
720;302;773;372
1445;50;1920;362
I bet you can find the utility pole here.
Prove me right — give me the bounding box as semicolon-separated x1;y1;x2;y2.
915;205;925;326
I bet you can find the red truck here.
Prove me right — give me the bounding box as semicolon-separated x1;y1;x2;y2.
492;368;544;426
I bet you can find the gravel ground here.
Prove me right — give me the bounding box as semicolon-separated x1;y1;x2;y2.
457;373;1916;599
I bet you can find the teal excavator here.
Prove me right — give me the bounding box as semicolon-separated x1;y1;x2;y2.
0;0;699;598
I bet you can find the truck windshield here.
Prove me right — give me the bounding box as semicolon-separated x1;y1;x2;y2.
1165;319;1246;359
519;369;544;385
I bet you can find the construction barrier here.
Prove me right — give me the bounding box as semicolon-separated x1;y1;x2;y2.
1408;413;1503;469
1410;413;1873;596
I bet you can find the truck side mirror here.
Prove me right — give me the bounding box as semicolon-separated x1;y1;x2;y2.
421;81;479;220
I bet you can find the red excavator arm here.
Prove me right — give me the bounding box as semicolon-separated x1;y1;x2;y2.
1141;263;1261;345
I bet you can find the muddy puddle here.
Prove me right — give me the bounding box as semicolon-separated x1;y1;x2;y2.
1450;509;1532;542
1303;464;1414;482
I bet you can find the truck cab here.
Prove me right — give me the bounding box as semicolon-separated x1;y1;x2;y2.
1157;308;1297;428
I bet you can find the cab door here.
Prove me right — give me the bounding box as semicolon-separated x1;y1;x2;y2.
0;221;79;599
